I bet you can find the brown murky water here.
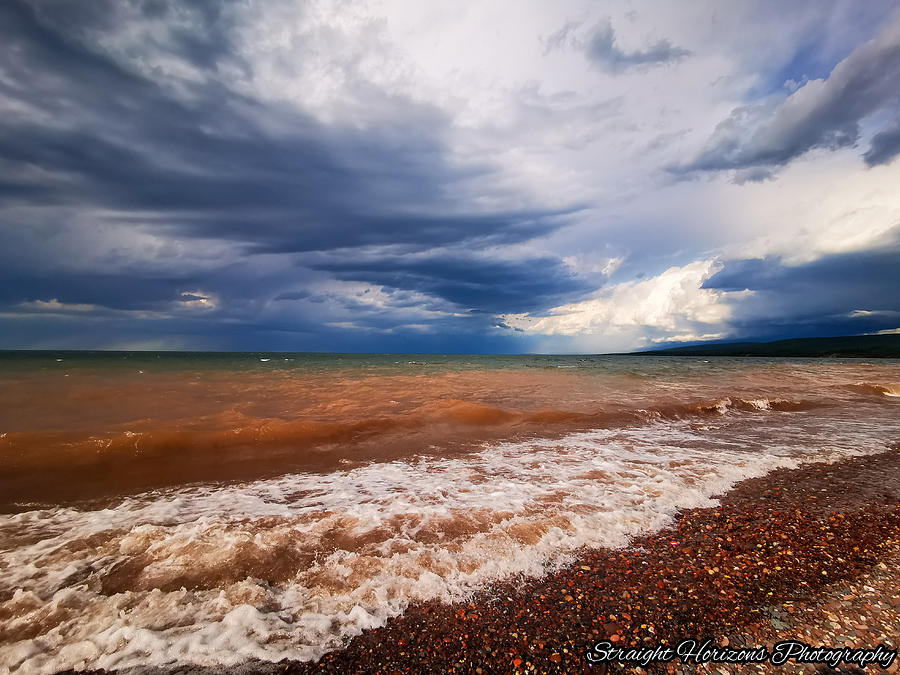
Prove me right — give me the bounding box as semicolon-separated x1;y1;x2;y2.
0;353;898;672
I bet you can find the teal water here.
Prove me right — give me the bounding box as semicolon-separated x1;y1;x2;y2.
2;349;897;375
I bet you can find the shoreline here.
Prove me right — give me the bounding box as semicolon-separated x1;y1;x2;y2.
59;444;900;675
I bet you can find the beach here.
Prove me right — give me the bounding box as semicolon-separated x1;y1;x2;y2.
1;353;898;674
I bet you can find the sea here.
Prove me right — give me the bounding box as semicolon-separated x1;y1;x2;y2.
0;351;898;673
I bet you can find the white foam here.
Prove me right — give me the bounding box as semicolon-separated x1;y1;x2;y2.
0;413;895;674
746;398;772;410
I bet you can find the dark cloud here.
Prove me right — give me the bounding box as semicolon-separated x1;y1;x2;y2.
543;17;689;73
26;0;241;72
274;290;314;302
704;240;900;339
585;19;690;73
676;16;900;176
0;0;581;349
0;0;570;252
2;0;898;352
863;118;900;166
0;268;199;311
308;251;591;314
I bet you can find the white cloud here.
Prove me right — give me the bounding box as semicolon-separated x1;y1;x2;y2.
310;280;455;316
7;294;221;321
651;332;724;343
176;291;219;312
18;298;97;313
325;321;367;331
851;309;900;318
499;260;749;341
265;279;463;330
562;254;623;279
712;152;900;264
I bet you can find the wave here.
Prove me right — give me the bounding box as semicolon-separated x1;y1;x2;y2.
0;396;817;468
851;382;900;398
680;396;818;415
0;394;821;509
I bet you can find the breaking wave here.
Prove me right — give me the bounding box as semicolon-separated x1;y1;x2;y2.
1;395;818;508
851;382;900;398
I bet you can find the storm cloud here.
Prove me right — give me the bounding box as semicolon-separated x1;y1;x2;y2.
0;1;566;252
677;14;900;178
586;18;691;72
2;0;899;352
0;0;579;349
863;118;900;166
703;240;900;339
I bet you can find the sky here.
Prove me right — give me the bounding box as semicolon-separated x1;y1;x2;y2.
1;0;899;353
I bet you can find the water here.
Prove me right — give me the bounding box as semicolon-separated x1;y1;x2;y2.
1;353;898;673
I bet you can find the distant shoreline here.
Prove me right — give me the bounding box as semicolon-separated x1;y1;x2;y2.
632;333;900;359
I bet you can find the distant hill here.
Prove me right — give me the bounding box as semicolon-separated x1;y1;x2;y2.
634;334;900;358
